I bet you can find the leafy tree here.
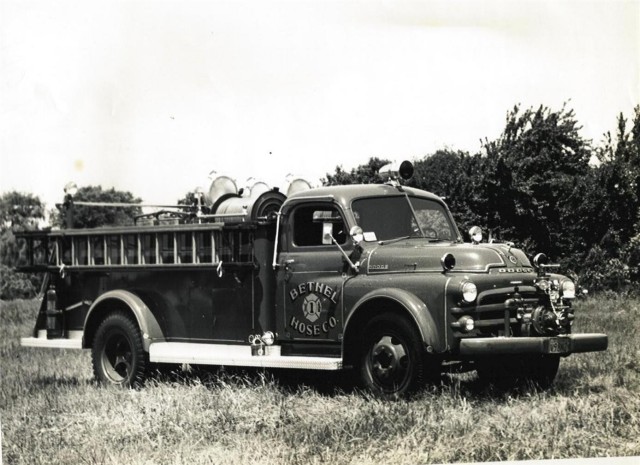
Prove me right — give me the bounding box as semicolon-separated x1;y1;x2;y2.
323;157;391;186
309;104;640;293
177;191;199;207
592;108;640;247
51;186;142;229
0;264;40;299
575;106;640;290
0;191;45;232
0;191;45;299
479;104;591;257
1;192;45;265
176;191;211;214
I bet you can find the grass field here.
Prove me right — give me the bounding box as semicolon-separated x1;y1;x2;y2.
1;296;639;465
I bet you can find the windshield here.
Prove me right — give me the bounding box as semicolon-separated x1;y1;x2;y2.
352;196;457;242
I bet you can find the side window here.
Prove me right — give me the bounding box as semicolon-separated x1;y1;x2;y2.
292;205;347;247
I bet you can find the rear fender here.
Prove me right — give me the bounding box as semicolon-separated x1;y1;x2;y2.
83;290;165;352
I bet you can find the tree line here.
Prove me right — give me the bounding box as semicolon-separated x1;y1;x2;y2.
1;104;639;298
0;187;141;299
326;104;640;293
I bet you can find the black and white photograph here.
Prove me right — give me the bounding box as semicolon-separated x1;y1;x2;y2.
1;1;639;464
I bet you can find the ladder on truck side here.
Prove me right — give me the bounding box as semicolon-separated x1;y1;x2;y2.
16;225;342;371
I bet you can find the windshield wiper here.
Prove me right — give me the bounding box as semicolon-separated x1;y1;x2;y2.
380;236;451;245
379;234;419;245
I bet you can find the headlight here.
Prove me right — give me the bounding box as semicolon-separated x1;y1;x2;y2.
536;279;551;292
461;281;477;303
561;280;576;299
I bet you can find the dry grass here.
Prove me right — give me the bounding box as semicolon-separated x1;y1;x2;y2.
1;296;639;465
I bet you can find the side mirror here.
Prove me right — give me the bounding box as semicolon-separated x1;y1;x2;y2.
324;228;360;273
322;223;333;245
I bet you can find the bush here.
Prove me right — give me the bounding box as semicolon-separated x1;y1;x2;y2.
0;265;41;300
578;244;640;294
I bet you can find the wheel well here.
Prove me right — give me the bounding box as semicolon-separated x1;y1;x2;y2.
83;299;137;349
342;298;422;367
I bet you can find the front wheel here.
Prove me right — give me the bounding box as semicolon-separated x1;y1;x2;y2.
359;314;426;399
92;312;148;387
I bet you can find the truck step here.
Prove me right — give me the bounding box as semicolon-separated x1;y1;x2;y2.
149;342;343;370
21;330;83;349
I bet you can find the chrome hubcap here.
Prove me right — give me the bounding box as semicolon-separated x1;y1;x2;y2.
369;335;409;387
102;332;133;383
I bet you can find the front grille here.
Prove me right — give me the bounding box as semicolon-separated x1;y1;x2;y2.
452;285;543;337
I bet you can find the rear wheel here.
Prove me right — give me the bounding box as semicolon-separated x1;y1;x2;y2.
92;312;148;387
359;313;426;399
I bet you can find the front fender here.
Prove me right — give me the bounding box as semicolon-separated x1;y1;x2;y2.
84;290;165;351
345;287;444;353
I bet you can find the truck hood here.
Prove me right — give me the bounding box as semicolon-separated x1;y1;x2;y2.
363;241;532;274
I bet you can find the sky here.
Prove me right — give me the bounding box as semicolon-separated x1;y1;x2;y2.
1;0;638;210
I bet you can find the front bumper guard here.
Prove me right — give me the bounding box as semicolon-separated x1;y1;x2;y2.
458;333;608;356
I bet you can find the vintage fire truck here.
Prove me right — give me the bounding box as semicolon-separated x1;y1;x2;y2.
17;162;607;397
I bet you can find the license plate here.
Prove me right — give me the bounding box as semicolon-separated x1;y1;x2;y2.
548;337;571;354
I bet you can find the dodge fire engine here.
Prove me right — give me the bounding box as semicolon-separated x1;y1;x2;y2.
17;162;608;397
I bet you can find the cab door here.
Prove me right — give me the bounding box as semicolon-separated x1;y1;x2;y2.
276;202;350;343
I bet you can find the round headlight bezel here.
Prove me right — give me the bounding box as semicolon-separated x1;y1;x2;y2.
461;281;478;303
536;279;551;292
458;315;475;332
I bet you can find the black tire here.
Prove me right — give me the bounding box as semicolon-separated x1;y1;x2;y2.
527;355;560;389
358;313;426;399
476;354;560;389
92;311;148;388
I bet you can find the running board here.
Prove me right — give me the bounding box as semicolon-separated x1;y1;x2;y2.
149;342;343;370
21;330;83;349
